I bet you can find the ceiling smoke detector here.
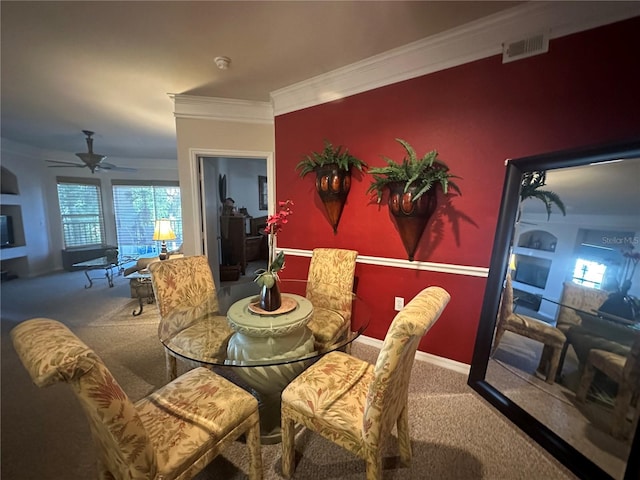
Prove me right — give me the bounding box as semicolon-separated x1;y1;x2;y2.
214;56;231;70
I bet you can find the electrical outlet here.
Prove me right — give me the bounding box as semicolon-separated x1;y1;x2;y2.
394;296;404;311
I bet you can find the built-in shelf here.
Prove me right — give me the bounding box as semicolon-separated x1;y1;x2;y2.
517;229;558;252
0;167;27;278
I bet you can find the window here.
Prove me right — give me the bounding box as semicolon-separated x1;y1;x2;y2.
572;258;606;289
57;177;105;248
112;182;182;257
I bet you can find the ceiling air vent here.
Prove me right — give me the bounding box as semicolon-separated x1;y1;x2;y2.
502;32;549;64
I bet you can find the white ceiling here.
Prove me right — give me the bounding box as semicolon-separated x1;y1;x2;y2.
1;1;523;163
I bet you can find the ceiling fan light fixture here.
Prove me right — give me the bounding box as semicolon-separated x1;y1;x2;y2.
214;56;231;70
75;130;106;173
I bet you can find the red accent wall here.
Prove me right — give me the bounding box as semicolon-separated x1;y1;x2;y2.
274;18;640;364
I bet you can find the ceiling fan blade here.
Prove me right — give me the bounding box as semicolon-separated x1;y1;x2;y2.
98;162;137;172
46;160;86;167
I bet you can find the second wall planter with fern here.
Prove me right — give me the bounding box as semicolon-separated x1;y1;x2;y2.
367;138;462;261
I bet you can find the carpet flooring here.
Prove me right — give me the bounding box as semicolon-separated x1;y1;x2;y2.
1;269;577;479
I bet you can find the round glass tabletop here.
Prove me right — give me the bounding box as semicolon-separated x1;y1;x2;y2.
160;279;370;369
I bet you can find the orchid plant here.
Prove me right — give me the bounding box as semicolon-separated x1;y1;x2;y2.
254;200;294;288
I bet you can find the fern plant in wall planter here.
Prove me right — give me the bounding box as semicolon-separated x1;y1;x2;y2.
367;138;462;261
296;140;367;234
519;170;566;221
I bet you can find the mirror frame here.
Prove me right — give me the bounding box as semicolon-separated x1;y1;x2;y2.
468;139;640;480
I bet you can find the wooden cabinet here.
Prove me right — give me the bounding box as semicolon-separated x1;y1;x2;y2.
221;216;247;274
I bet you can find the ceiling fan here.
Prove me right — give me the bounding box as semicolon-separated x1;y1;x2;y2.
47;130;136;174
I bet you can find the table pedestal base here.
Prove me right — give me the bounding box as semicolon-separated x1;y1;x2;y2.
227;326;315;443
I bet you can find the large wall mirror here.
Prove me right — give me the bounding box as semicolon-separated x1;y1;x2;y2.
469;140;640;480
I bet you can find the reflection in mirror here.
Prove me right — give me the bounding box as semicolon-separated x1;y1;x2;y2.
469;141;640;480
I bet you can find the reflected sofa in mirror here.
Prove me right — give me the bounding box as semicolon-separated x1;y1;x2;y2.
468;139;640;480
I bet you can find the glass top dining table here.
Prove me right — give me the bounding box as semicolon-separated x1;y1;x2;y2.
160;278;370;443
160;278;371;369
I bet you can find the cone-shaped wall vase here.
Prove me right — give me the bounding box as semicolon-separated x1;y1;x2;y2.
315;164;351;234
387;182;437;261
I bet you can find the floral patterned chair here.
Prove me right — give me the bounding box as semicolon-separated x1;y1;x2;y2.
281;286;450;480
10;318;263;480
492;274;566;384
556;281;610;334
305;248;358;352
149;255;233;381
576;330;640;440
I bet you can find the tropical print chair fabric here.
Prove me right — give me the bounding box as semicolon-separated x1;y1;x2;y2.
305;248;358;352
149;255;233;380
11;318;263;480
556;281;609;333
576;331;640;439
492;274;566;384
281;286;450;480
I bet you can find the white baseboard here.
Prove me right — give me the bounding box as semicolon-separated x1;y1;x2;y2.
355;335;471;375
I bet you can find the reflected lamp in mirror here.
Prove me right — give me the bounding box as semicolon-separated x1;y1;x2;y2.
153;219;176;260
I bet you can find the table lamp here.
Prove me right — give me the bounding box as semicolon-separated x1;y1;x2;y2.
153;219;176;260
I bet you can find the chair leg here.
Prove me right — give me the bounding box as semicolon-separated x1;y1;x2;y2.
281;413;296;479
576;362;596;402
365;455;383;480
611;385;633;439
246;412;263;480
544;346;562;385
397;405;412;467
165;350;177;381
491;326;505;356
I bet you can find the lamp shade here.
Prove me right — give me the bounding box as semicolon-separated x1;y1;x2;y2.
152;219;176;241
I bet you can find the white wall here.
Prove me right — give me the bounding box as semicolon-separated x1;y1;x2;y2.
225;158;267;218
174;117;274;257
1;138;179;276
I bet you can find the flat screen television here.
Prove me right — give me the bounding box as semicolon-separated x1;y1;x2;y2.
0;214;15;247
514;258;551;289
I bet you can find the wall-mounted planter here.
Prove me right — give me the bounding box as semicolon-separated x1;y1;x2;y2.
387;182;437;261
296;140;366;235
367;139;462;262
315;164;351;234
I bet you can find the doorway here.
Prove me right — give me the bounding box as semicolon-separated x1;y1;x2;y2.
197;154;270;295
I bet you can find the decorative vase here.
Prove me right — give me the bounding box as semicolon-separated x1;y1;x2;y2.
387;182;437;261
259;280;282;311
315;163;351;234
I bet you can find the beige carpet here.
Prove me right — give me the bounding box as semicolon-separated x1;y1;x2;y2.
1;270;576;479
89;298;161;327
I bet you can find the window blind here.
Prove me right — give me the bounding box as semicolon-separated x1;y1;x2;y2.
112;183;182;257
56;177;105;248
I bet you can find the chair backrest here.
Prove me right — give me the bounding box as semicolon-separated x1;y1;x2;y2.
306;248;358;320
11;318;157;479
624;331;640;387
556;281;609;329
362;286;450;448
149;255;220;342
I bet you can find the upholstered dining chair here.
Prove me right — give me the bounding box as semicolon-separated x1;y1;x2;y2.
11;318;263;480
492;274;566;384
576;330;640;440
149;255;233;381
305;248;358;352
281;286;450;480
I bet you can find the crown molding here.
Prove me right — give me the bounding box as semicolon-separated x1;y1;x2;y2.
271;1;640;116
169;94;274;124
